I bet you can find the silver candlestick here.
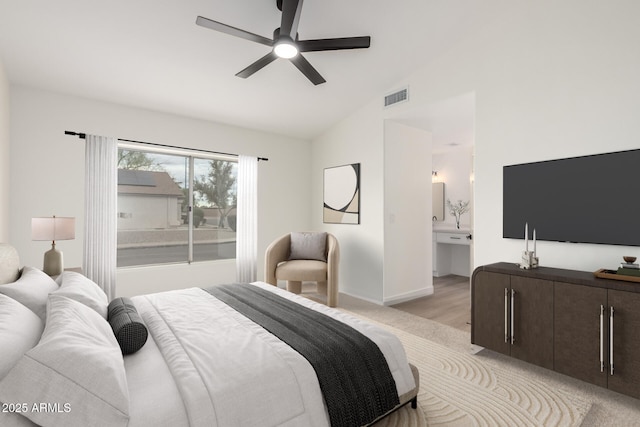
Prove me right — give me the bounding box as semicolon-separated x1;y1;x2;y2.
519;224;539;269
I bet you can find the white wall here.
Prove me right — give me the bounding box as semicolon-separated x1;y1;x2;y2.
310;103;435;305
312;0;640;302
8;1;640;303
383;121;432;304
0;59;9;241
311;101;385;302
453;0;640;271
433;145;473;229
9;86;311;296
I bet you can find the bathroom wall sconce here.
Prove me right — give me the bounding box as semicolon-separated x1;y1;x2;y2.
432;171;442;183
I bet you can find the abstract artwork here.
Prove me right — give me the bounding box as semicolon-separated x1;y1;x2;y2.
323;163;360;224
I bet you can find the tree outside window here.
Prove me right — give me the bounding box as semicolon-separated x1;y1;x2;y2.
193;159;237;229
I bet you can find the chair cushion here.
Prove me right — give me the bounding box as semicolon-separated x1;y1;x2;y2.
276;260;327;282
289;232;327;261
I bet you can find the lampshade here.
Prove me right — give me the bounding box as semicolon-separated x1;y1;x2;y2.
32;217;75;242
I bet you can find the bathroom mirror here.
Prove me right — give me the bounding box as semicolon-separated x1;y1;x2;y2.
432;182;445;221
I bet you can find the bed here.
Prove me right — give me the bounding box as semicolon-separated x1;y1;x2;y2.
0;243;419;427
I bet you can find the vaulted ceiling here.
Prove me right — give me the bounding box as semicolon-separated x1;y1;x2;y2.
0;0;505;140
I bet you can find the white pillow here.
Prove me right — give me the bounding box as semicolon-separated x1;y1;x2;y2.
0;412;39;427
0;294;44;379
0;294;130;427
53;271;108;318
0;267;58;320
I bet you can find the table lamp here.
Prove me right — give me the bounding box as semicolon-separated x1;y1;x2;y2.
32;216;75;276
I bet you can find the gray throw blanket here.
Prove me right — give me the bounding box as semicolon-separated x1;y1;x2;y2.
205;284;399;427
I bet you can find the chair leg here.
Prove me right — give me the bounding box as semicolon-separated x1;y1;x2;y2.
317;281;327;295
287;280;302;294
327;282;338;308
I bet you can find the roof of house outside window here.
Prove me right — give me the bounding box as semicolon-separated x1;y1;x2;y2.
118;169;184;197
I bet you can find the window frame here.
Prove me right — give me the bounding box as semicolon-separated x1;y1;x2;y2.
116;142;238;268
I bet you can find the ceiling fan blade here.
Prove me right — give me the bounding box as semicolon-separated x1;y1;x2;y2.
235;52;278;79
196;16;273;47
298;36;371;52
280;0;303;38
290;54;326;85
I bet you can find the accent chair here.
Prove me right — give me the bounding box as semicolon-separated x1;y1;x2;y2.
264;232;339;307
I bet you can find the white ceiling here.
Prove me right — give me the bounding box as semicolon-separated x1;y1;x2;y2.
0;0;502;141
392;92;476;154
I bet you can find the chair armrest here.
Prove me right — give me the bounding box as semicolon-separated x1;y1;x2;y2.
264;234;291;285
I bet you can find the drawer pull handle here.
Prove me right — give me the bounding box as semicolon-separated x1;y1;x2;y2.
610;306;614;376
510;289;516;344
504;288;509;343
600;305;604;373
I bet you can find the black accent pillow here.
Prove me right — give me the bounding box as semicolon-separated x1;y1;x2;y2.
107;297;148;355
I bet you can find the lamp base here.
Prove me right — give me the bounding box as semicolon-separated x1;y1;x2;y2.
43;243;63;276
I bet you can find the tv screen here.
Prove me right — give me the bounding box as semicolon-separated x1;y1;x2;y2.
503;149;640;246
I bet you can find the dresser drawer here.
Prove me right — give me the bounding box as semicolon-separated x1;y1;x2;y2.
436;232;470;245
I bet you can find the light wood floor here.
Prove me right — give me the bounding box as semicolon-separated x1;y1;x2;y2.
391;275;471;333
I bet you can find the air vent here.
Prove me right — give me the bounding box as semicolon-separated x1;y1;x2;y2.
384;87;409;107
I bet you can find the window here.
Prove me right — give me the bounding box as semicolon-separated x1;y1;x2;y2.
116;146;238;267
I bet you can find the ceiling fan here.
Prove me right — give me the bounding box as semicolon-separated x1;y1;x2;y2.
196;0;371;85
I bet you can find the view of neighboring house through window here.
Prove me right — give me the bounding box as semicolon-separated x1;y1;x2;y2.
117;147;238;267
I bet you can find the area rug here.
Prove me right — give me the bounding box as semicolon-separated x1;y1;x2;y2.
371;323;592;427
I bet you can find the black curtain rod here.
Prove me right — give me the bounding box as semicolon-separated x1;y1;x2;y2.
64;131;268;161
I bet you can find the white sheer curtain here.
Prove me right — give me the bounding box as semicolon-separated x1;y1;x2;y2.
236;155;258;282
83;134;118;300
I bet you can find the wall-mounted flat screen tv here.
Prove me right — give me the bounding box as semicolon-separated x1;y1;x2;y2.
503;149;640;246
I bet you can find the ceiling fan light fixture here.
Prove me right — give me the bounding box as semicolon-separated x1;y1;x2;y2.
274;37;298;59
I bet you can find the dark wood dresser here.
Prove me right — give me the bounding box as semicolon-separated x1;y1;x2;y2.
472;262;640;399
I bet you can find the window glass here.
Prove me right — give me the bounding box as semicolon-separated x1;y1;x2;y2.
192;158;238;262
116;148;236;267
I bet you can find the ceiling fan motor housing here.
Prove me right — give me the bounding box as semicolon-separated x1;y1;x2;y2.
273;28;298;41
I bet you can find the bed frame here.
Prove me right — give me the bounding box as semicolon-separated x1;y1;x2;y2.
368;363;419;425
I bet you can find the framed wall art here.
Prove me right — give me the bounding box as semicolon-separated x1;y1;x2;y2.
323;163;360;224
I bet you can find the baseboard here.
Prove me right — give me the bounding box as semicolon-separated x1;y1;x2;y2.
383;286;434;306
339;289;385;306
339;286;436;306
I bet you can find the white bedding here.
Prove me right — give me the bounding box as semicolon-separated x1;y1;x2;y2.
123;328;188;427
0;267;415;427
127;282;415;427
